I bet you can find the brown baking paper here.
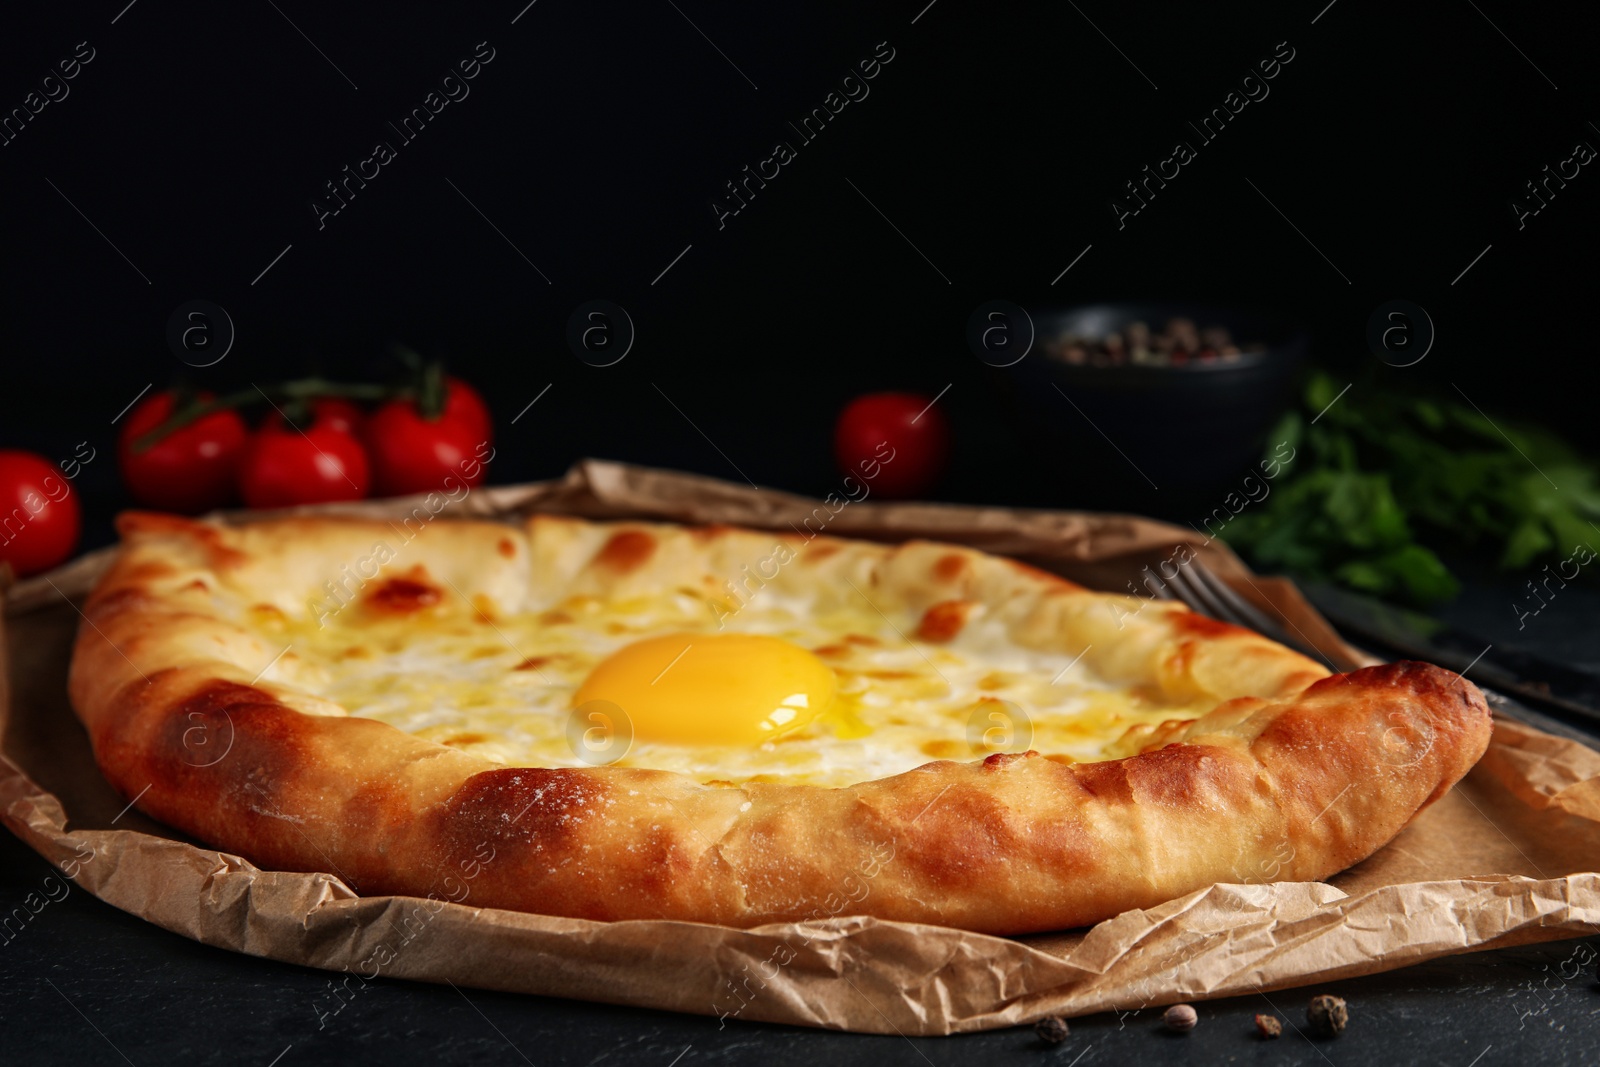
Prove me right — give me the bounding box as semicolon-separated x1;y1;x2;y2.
4;460;1598;1035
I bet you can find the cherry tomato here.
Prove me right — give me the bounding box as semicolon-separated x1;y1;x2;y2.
444;376;493;445
239;411;371;509
308;397;365;437
0;450;82;577
365;400;491;497
118;391;248;513
833;391;951;499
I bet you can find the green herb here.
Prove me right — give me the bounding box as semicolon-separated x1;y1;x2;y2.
1221;371;1600;606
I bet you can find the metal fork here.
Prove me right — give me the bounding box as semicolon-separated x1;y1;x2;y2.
1156;557;1333;665
1157;556;1597;744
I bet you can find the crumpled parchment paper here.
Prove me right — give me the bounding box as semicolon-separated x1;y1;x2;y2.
2;460;1596;1034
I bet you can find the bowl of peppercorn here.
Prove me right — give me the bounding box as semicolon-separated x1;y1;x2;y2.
998;302;1306;518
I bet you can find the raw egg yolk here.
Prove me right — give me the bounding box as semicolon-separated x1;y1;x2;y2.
573;633;837;746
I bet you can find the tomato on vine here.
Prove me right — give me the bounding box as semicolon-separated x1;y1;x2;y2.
118;391;248;513
239;407;371;508
365;400;491;497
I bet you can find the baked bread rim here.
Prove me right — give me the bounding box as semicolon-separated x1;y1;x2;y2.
67;511;1492;935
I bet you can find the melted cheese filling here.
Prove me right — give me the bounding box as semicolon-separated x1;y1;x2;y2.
245;588;1213;788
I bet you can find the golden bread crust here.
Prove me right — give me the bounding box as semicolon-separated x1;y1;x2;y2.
67;512;1490;934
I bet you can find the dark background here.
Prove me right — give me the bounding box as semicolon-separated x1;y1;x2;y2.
2;0;1598;541
5;2;1600;1063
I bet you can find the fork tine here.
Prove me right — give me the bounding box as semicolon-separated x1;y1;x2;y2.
1147;569;1181;601
1164;562;1230;620
1186;560;1334;664
1190;562;1282;635
1143;558;1332;665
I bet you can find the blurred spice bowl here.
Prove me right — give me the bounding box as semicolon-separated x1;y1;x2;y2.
998;302;1306;517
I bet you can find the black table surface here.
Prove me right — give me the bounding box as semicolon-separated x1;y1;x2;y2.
5;570;1599;1067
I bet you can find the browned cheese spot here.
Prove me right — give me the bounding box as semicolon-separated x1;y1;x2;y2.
1172;611;1249;639
366;568;443;614
933;553;969;583
441;733;492;747
916;599;975;643
593;530;657;573
471;594;498;623
689;524;736;542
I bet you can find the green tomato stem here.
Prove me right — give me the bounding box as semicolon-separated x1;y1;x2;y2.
131;378;402;453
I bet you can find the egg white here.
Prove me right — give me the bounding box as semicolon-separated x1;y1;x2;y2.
243;584;1214;787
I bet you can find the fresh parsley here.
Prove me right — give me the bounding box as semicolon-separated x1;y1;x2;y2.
1220;371;1600;605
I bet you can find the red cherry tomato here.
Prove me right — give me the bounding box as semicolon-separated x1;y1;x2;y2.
443;377;493;445
239;411;371;509
308;397;365;437
118;391;249;513
833;392;951;499
0;450;82;576
365;400;490;497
